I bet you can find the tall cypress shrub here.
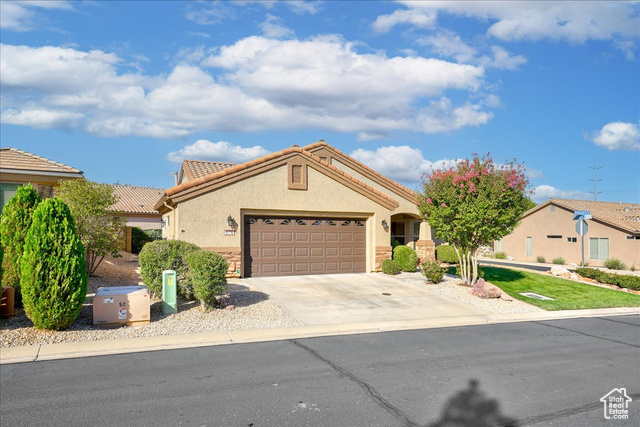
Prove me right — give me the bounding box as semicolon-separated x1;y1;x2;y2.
21;198;88;330
0;184;41;304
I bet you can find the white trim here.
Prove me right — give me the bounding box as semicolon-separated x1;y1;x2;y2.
0;168;83;179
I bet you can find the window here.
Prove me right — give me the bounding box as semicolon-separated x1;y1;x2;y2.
626;236;640;240
547;235;562;239
589;238;609;260
0;183;21;214
567;237;577;243
525;237;532;256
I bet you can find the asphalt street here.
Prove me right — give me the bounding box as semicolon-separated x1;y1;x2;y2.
479;259;576;273
1;315;638;427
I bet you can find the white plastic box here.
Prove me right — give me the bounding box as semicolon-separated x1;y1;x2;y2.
93;285;150;326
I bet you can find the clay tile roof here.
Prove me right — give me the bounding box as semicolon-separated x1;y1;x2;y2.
301;140;417;198
0;147;83;175
163;146;399;208
549;198;640;233
110;185;165;215
181;159;236;181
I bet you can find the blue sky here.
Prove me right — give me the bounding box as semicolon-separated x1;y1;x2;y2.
1;1;639;203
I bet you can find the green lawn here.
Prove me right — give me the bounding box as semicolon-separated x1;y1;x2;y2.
455;266;640;311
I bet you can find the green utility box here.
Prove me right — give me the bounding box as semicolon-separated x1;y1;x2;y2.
162;269;177;315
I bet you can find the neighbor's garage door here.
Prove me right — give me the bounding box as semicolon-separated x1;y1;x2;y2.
244;216;366;277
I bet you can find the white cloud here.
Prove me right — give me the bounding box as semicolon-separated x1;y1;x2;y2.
0;1;73;31
260;14;294;38
1;39;492;138
418;31;526;70
184;2;237;25
166;140;270;164
478;46;527;70
590;122;640;151
417;30;477;63
372;8;436;33
531;185;591;203
350;145;544;185
286;1;321;15
389;2;639;50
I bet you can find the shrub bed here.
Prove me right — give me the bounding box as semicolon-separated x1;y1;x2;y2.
435;244;458;263
393;246;419;272
575;268;640;291
139;240;201;298
420;261;445;283
186;251;228;310
381;259;401;275
603;258;627;270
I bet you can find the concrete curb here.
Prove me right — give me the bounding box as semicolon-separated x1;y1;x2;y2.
1;307;638;365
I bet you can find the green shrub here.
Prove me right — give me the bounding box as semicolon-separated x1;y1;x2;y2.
0;184;41;306
420;261;445;283
552;257;565;265
186;251;228;310
381;259;401;275
391;238;401;252
131;227;154;254
536;256;546;263
576;267;640;291
494;251;507;259
20;198;87;330
139;240;201;298
435;244;458;263
604;258;627;271
393;245;419;272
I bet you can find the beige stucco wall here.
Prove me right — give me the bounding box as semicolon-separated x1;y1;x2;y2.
168;164;394;274
498;204;640;267
126;216;162;230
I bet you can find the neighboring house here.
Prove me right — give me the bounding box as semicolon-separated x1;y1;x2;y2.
155;140;435;277
0;147;84;212
110;184;164;230
496;199;640;268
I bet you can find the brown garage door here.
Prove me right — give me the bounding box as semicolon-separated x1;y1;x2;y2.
244;216;366;277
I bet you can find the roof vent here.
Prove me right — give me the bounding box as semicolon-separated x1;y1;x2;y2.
292;144;299;148
624;207;630;212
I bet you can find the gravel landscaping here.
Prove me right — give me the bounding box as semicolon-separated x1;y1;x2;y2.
391;271;544;314
1;253;302;348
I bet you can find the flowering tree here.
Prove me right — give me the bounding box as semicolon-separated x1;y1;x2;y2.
418;154;531;286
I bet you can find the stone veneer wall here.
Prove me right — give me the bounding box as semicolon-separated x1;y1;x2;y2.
203;247;241;278
375;246;393;271
416;240;436;262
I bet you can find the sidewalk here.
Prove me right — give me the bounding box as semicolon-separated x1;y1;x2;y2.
2;306;638;365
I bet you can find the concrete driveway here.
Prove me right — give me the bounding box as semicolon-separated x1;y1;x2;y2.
242;273;489;326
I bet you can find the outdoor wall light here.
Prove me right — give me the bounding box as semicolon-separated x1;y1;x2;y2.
381;219;388;228
227;215;234;227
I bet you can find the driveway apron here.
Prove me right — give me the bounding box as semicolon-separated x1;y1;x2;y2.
243;273;489;325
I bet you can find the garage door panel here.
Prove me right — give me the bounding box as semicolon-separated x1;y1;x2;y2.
245;216;366;277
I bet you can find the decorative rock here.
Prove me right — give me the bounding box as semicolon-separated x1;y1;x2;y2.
549;266;570;276
506;256;514;261
225;305;235;311
471;278;502;299
568;263;578;267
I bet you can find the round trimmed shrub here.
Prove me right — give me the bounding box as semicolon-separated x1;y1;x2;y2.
186;251;228;310
139;240;200;298
435;244;458;263
21;198;87;330
0;184;41;305
420;261;445;283
393;245;419;272
381;259;401;275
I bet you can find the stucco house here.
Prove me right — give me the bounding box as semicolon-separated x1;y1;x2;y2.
496;199;640;268
0;147;84;212
110;184;164;230
155;141;435;277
